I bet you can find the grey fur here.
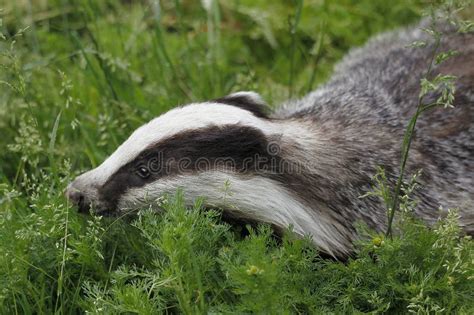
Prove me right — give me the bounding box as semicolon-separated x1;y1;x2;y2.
276;21;473;237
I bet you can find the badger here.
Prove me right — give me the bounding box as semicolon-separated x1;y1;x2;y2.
66;21;473;257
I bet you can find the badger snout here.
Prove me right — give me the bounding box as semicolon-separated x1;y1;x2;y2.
65;184;91;214
65;172;106;214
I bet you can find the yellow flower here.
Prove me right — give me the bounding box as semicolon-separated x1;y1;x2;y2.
246;265;264;276
372;236;384;247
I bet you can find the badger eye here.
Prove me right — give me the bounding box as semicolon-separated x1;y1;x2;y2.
136;166;150;179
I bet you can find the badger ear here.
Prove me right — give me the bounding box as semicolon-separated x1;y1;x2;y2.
214;91;269;118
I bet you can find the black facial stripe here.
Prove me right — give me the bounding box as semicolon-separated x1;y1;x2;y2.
98;125;281;210
97;124;359;237
213;95;269;118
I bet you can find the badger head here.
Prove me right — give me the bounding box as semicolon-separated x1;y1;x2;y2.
66;91;276;213
66;91;352;256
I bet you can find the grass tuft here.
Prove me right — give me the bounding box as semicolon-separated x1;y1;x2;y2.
1;0;473;313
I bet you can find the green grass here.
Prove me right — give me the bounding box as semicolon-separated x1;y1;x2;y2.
0;0;473;313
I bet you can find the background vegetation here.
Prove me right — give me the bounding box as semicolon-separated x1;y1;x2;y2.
0;0;473;313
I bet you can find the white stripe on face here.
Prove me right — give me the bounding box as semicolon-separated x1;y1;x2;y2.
117;171;353;257
88;102;279;186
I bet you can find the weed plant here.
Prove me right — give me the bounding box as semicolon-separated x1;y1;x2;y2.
1;0;473;314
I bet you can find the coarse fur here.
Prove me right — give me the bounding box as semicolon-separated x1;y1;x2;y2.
67;21;474;257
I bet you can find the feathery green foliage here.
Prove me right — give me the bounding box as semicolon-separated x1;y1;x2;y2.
1;0;473;314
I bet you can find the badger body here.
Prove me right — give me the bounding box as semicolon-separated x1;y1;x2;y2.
67;22;474;257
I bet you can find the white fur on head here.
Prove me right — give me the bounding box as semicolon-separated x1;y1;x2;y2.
118;171;352;257
226;91;267;106
75;95;278;187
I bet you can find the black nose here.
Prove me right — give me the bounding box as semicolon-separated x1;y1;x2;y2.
66;187;90;214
